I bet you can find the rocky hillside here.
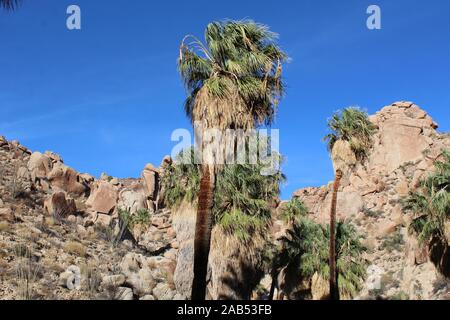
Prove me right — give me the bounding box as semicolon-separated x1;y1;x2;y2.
291;101;450;300
1;101;449;300
0;137;180;300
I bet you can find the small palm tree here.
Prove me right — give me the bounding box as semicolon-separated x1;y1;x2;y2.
270;213;366;299
324;107;375;300
280;198;308;226
324;107;377;160
178;20;287;300
403;150;450;273
0;0;21;10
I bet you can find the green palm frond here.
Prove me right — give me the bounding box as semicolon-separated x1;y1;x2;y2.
275;218;367;298
324;107;377;160
279;198;308;225
403;150;450;245
178;20;288;130
161;147;285;241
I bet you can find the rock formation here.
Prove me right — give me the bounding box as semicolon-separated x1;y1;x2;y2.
291;101;450;299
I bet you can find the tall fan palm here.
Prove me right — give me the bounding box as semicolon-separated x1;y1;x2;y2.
0;0;21;10
324;107;376;300
178;20;288;300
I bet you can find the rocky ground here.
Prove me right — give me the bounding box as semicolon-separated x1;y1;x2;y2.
0;136;180;300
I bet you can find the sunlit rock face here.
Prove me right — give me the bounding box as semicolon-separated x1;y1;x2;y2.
290;101;450;300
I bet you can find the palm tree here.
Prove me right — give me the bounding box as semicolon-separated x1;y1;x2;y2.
403;150;450;274
324;107;377;160
161;148;285;299
178;20;287;300
329;168;342;300
270;212;366;299
324;107;376;300
0;0;21;10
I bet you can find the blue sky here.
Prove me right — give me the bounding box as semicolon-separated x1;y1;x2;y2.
1;0;449;199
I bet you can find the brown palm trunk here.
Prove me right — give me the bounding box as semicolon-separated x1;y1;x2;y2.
329;169;342;300
191;164;215;300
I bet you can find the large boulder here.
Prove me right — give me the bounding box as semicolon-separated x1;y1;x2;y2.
44;192;77;216
118;186;148;214
369;102;437;174
86;181;118;214
142;164;160;201
28;152;52;182
47;163;89;196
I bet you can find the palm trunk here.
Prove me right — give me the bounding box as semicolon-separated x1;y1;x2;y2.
191;164;215;300
329;169;342;300
268;268;277;300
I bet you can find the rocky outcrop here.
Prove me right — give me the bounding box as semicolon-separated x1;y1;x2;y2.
142;164;159;201
291;101;450;300
48;163;90;196
118;184;149;214
86;181;119;215
44;192;77;217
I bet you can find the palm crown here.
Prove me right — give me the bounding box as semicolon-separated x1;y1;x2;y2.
324;107;377;160
178;20;288;130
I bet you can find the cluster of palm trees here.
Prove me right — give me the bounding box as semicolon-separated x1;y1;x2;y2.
178;20;288;300
3;1;376;299
266;199;367;300
176;17;377;299
161;147;285;299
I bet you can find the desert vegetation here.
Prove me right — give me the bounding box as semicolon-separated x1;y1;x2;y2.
403;150;450;275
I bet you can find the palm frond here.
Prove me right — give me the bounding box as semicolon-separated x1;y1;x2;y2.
0;0;21;10
178;20;288;130
324;107;377;160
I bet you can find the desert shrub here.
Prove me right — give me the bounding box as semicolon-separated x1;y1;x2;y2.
133;208;151;226
63;241;87;257
13;243;31;257
279;198;308;225
0;221;9;232
389;291;410;300
363;207;383;219
380;230;404;253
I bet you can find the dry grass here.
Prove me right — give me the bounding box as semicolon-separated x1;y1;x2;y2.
63;241;87;257
81;264;102;299
14;248;42;300
0;221;9;232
